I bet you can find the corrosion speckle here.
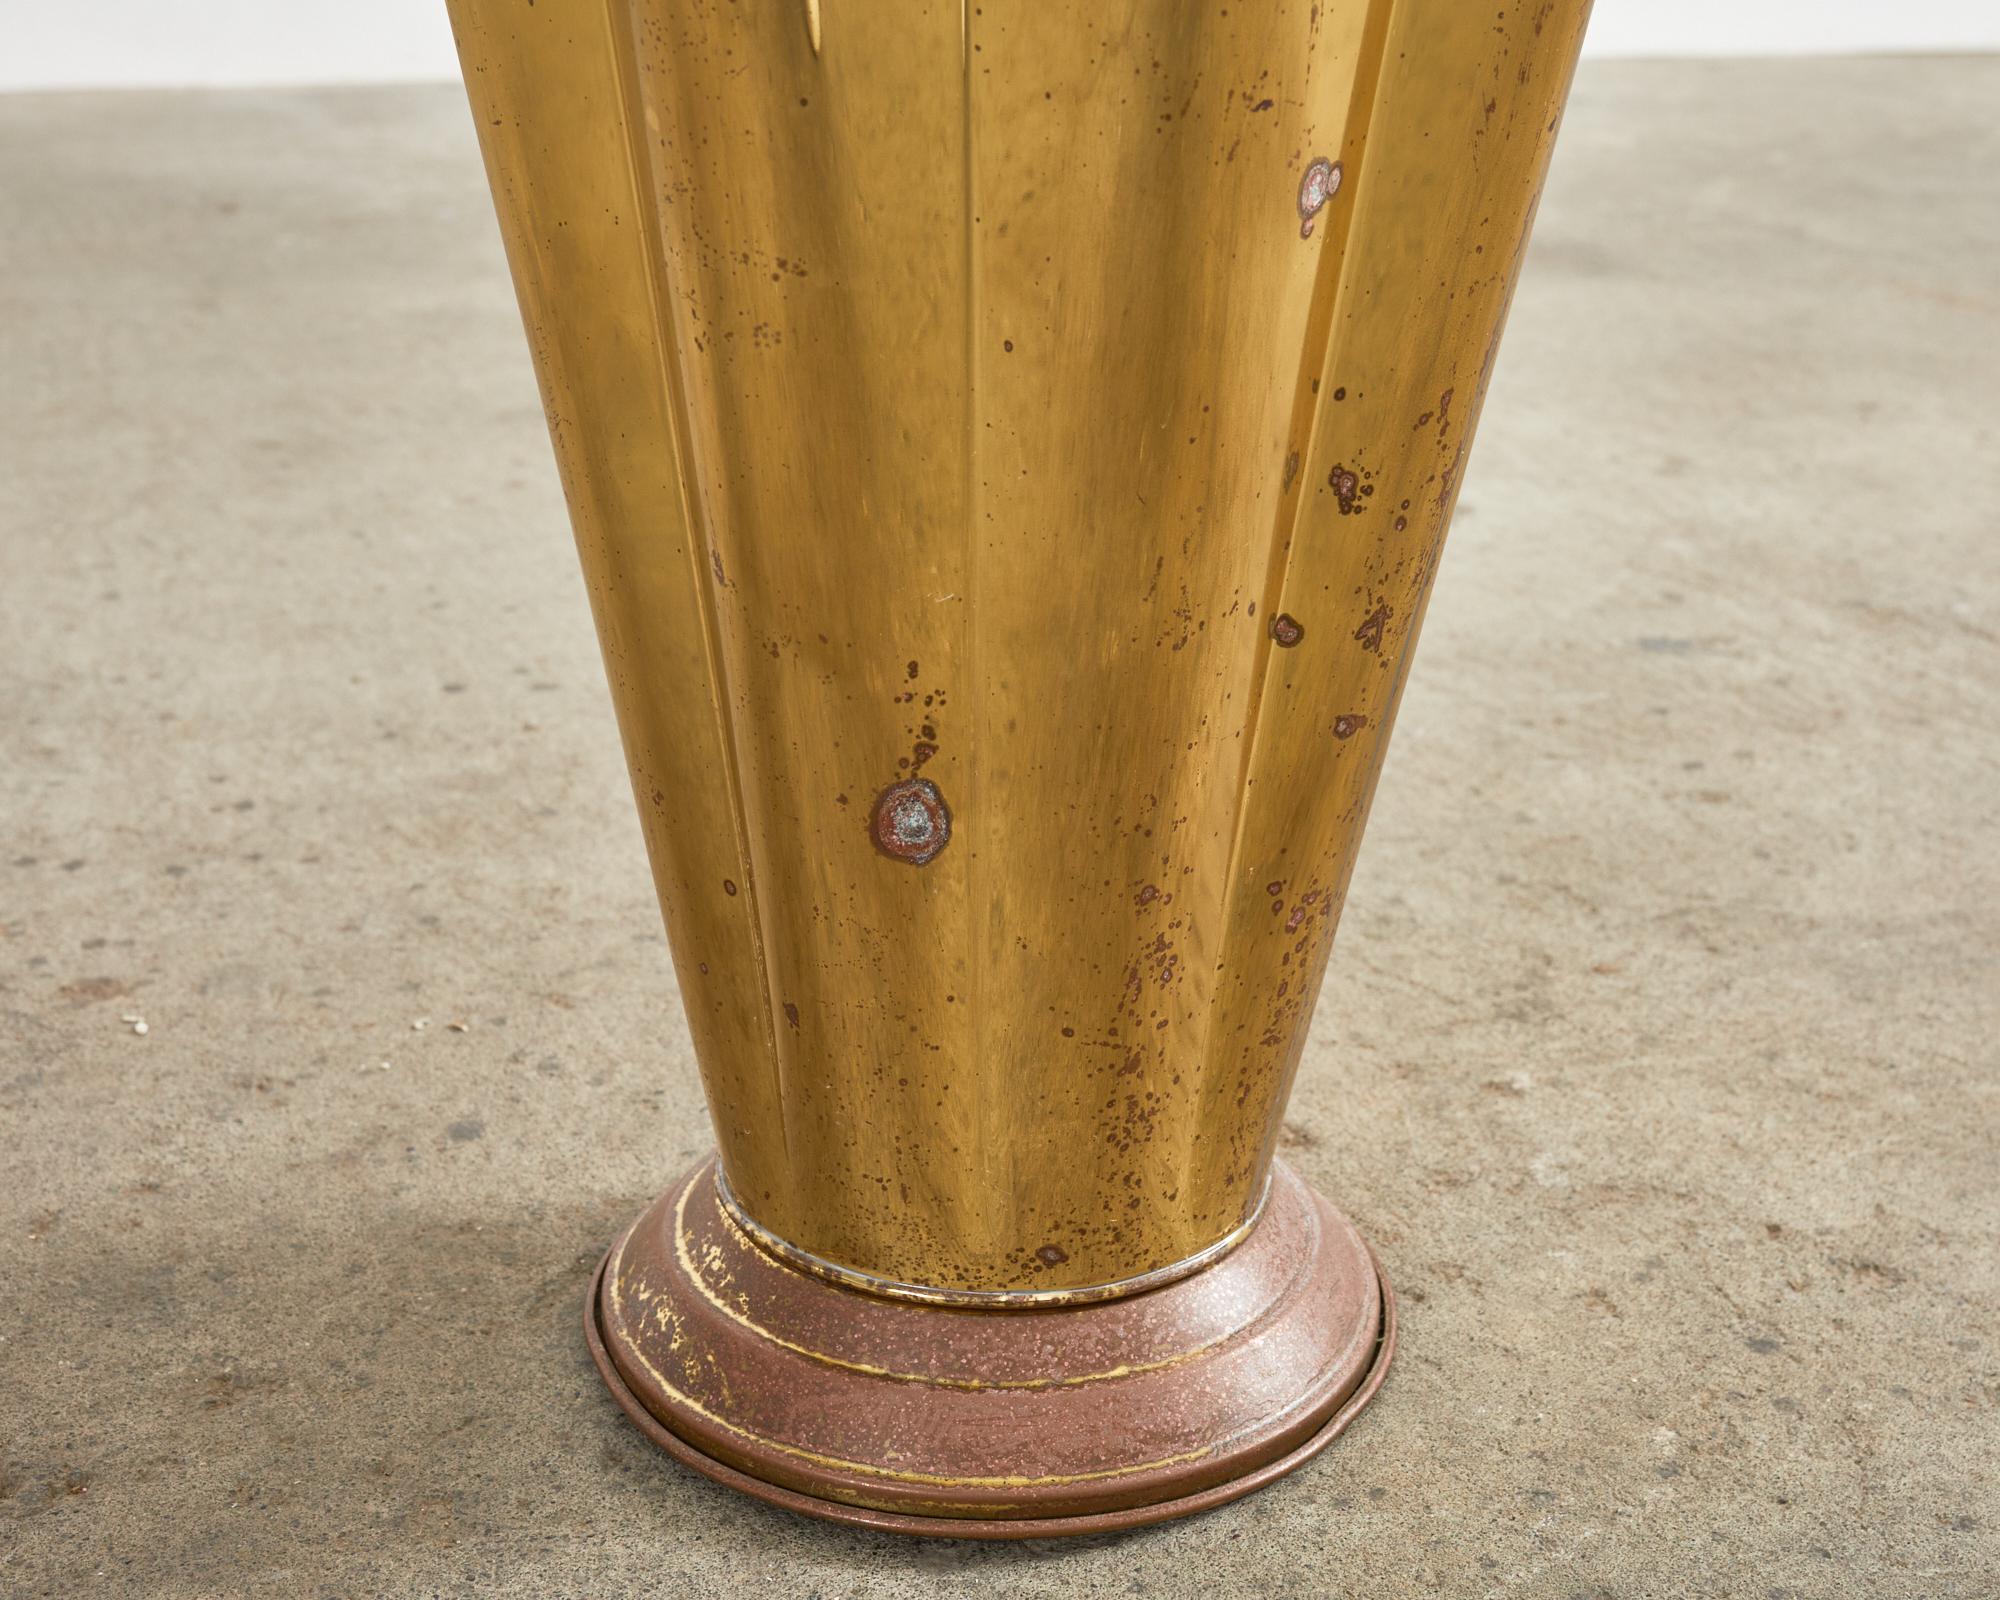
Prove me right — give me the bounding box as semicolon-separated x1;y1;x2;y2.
1270;612;1305;648
1333;714;1368;739
1329;464;1360;514
1297;157;1341;239
1035;1244;1069;1267
1353;604;1391;653
871;778;951;866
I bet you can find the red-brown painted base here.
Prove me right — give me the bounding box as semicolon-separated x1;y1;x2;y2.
588;1156;1394;1538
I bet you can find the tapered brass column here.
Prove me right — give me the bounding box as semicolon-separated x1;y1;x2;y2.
448;0;1589;1536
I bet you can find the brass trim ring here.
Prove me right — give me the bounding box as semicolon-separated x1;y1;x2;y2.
711;1166;1275;1309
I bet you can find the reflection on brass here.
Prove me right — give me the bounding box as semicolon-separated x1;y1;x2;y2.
447;0;1592;1295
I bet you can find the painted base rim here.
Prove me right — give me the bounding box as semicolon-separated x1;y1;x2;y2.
583;1241;1396;1540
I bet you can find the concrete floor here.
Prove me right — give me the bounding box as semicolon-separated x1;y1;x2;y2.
3;55;1995;1599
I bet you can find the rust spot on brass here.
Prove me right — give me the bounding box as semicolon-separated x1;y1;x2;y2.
1353;604;1391;653
722;878;739;896
1035;1244;1070;1267
1332;714;1368;739
1297;157;1341;239
1270;613;1305;648
871;778;951;866
1329;464;1360;515
784;1002;801;1030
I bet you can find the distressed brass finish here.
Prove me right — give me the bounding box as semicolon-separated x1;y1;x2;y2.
592;1156;1390;1532
447;0;1588;1530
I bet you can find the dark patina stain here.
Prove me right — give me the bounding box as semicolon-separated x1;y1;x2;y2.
870;778;951;866
1269;612;1305;648
1328;464;1360;514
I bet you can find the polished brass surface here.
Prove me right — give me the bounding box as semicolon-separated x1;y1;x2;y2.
448;0;1591;1292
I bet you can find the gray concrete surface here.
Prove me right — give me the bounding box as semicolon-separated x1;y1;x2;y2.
3;56;1996;1599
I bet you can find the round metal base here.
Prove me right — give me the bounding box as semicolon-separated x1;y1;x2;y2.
587;1156;1394;1539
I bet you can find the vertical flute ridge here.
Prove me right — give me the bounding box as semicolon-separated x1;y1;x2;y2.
605;0;795;1169
444;0;791;1171
958;1;1002;1244
1198;0;1597;1185
1197;0;1401;1207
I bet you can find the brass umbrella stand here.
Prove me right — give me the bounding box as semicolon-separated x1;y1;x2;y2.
446;0;1590;1537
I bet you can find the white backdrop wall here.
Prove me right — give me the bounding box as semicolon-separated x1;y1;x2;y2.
4;1;1995;92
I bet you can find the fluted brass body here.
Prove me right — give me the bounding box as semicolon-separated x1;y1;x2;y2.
449;0;1589;1293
